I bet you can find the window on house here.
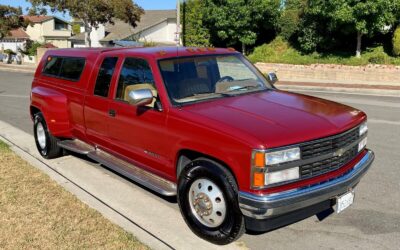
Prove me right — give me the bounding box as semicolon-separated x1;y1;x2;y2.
54;19;68;30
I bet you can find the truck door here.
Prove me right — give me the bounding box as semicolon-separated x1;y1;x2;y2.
84;55;120;148
107;56;171;178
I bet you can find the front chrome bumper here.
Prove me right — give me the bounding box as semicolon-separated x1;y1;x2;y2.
239;149;374;219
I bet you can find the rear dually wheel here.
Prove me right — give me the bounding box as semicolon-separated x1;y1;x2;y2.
33;112;62;159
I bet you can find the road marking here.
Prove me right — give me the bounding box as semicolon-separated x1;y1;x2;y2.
368;119;400;126
0;94;29;98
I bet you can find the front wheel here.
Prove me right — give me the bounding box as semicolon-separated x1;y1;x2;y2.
33;112;62;159
177;158;245;245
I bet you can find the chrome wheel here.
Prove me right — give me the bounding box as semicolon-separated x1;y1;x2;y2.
188;178;227;228
36;122;46;149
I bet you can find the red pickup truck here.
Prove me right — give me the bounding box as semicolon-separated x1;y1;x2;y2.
30;47;374;245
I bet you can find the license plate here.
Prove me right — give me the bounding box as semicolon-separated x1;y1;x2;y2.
336;191;354;213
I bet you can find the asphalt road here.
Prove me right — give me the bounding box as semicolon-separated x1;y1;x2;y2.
1;70;399;249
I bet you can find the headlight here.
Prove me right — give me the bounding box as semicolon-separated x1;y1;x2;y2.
265;147;300;165
251;147;301;188
359;122;368;136
265;167;300;185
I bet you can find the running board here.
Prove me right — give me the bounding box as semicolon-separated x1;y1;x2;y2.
58;139;94;154
87;150;177;196
58;139;177;196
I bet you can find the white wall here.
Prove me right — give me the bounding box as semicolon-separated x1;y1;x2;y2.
26;23;43;42
137;19;177;44
90;24;105;47
0;41;26;53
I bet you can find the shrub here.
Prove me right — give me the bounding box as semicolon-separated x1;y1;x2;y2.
248;36;289;62
366;46;388;65
393;26;400;57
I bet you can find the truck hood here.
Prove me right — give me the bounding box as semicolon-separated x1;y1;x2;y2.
181;90;366;148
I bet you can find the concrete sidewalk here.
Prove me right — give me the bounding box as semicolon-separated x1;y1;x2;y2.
0;63;36;73
0;120;246;250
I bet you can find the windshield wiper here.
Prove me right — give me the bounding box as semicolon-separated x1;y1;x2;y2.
219;85;264;96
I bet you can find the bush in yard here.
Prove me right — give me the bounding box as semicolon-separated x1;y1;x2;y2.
366;46;389;64
393;26;400;57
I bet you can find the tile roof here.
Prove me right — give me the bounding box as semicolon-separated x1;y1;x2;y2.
2;28;30;39
23;15;54;23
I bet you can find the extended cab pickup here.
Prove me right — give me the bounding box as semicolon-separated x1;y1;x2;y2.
30;47;374;245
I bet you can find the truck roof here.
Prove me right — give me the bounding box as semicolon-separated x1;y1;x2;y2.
44;46;239;59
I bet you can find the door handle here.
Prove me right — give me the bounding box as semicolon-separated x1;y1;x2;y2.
108;109;116;117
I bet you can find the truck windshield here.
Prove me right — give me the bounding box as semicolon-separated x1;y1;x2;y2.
158;54;272;105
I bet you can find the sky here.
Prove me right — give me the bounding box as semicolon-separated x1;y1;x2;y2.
0;0;177;20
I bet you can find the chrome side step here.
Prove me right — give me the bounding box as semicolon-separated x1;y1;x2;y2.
58;139;95;155
58;139;177;196
87;150;177;196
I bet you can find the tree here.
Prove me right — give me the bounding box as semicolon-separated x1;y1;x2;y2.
181;0;211;47
304;0;400;57
278;0;307;41
28;0;144;47
0;5;28;40
202;0;280;54
72;23;81;35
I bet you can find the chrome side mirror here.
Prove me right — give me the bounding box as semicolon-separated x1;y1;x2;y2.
265;72;278;85
127;89;154;106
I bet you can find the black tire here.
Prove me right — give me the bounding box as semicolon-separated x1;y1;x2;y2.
177;157;245;245
33;112;62;159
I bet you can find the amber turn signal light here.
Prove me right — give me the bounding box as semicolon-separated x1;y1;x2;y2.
254;151;265;168
253;172;265;187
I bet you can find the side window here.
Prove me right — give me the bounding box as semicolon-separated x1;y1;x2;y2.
59;57;85;80
116;58;156;103
43;56;63;76
42;56;85;81
94;57;118;97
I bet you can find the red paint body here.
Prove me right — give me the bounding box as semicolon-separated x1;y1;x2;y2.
30;47;366;195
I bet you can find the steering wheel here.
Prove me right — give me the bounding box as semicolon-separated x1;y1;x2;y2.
217;76;234;83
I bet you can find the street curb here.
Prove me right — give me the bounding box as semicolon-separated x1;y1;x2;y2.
277;84;400;97
0;120;247;250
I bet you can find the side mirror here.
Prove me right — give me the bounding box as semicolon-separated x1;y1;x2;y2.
265;72;278;85
127;89;154;106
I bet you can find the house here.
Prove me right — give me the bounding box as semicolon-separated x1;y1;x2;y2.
24;15;72;48
0;28;30;53
69;10;177;47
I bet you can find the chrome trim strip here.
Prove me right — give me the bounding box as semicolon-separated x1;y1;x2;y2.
239;150;374;219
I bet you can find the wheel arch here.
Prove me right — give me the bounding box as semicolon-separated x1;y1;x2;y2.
176;149;238;186
30;105;42;119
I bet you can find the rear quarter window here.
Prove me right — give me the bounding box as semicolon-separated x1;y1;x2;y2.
42;56;86;81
